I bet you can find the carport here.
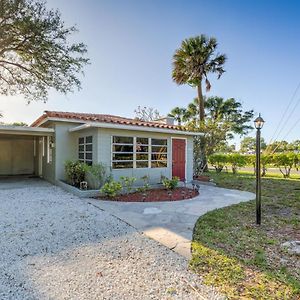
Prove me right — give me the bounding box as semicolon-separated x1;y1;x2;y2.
0;125;54;177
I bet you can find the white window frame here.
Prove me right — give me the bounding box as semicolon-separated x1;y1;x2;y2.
78;136;93;165
150;138;168;168
111;136;134;169
111;136;168;169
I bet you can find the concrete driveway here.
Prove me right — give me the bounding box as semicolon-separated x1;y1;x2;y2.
0;176;49;189
89;185;255;258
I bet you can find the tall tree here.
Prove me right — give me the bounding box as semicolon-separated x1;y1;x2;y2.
172;35;226;170
168;107;187;125
0;0;89;102
287;140;300;152
169;96;253;172
240;136;266;153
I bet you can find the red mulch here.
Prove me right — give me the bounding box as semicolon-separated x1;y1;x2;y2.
98;187;199;202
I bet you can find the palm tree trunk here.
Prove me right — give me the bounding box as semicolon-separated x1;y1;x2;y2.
197;83;205;122
197;83;208;173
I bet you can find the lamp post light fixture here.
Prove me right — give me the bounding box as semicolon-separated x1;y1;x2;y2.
254;114;265;225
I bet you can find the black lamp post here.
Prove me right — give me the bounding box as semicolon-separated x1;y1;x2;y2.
254;114;265;225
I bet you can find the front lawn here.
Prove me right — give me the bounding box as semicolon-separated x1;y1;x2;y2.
190;172;300;299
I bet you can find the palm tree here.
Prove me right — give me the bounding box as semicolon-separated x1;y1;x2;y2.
172;35;226;170
168;107;187;125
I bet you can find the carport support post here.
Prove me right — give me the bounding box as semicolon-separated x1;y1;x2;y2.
255;127;261;225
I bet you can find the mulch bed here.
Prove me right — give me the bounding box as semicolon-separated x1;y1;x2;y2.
98;187;199;202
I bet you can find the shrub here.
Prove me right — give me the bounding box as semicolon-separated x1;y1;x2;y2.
65;160;88;187
86;163;108;189
246;154;272;176
227;153;247;174
141;175;151;191
162;176;179;190
120;176;136;194
272;153;298;178
261;154;272;176
100;180;122;198
209;154;228;173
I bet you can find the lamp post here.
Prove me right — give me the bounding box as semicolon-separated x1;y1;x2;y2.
254;114;265;225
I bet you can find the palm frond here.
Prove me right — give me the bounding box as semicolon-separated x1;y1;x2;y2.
172;35;226;88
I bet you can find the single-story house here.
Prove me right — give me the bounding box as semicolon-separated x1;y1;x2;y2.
0;111;202;185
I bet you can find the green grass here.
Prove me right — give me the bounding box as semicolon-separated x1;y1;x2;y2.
190;171;300;299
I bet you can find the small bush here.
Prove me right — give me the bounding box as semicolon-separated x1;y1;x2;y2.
120;176;136;194
100;180;122;198
86;163;108;189
65;160;88;187
209;154;228;173
162;176;179;190
136;175;150;193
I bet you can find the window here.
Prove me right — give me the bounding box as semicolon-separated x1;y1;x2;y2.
151;139;168;168
136;137;149;168
79;136;93;165
112;136;168;169
112;136;133;169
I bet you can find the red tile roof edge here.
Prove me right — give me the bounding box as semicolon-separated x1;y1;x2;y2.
31;111;185;131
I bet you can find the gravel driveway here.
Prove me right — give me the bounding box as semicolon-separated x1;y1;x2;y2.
0;181;222;300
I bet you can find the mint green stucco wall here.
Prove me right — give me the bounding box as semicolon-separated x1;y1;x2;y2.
43;121;194;184
96;128;194;184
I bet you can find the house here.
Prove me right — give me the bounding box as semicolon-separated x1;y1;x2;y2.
0;111;202;185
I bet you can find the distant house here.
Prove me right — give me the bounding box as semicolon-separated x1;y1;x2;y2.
0;111;202;184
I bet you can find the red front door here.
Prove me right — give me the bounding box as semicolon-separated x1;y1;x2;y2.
172;139;186;181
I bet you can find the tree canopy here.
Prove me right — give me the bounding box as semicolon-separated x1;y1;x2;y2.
0;0;89;102
134;106;161;121
172;35;226;123
169;96;254;159
240;136;267;153
172;35;226;171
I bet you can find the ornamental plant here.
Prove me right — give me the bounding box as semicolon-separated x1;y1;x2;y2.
65;160;88;188
120;176;136;194
162;176;180;190
100;180;122;198
86;163;108;189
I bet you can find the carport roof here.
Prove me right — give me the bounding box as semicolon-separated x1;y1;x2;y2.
0;125;54;136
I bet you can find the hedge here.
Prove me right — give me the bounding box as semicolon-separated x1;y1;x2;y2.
208;152;300;177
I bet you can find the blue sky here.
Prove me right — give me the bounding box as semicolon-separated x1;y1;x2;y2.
2;0;300;145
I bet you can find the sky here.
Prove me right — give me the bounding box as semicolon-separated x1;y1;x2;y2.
2;0;300;146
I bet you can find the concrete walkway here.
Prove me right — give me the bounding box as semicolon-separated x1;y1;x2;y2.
88;185;255;259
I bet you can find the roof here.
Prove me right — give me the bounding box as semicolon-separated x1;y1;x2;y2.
31;111;179;130
0;125;54;136
31;111;203;136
